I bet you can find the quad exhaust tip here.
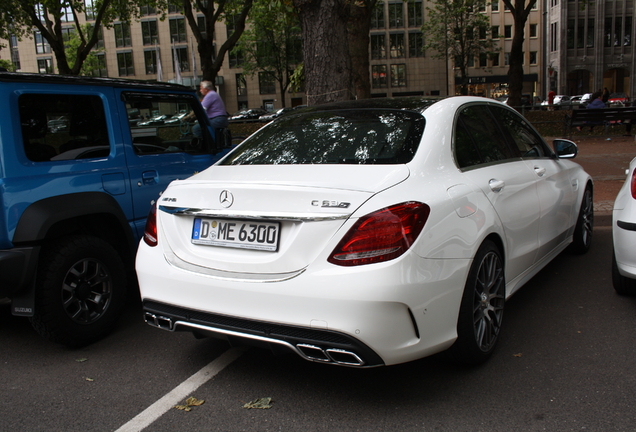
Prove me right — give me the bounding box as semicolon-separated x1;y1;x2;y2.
144;312;174;330
296;344;365;366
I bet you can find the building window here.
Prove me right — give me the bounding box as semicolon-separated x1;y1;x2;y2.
236;73;247;96
10;35;20;70
390;64;406;87
625;17;632;46
173;46;190;72
88;24;104;49
90;53;107;77
491;52;499;67
529;24;537;38
407;1;422;27
170;18;187;43
37;58;53;74
479;53;487;67
144;49;158;74
491;1;499;11
504;25;512;38
142;20;159;45
258;72;276;94
34;32;51;54
389;33;405;58
467;55;474;67
85;0;96;20
587;18;595;48
117;51;134;76
140;5;156;16
492;25;499;39
388;3;403;28
61;27;75;48
551;22;558;52
529;51;537;65
409;32;424;57
168;1;182;14
567;19;575;49
371;1;385;29
372;64;388;88
114;23;132;48
504;52;510;66
371;34;386;59
229;48;243;68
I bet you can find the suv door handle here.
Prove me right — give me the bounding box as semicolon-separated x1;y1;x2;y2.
534;166;546;177
141;170;158;186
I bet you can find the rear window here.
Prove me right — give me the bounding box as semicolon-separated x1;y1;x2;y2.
220;109;425;165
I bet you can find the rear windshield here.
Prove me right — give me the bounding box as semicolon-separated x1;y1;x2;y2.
220;109;425;165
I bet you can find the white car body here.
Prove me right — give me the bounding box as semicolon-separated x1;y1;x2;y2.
136;96;593;367
612;156;636;294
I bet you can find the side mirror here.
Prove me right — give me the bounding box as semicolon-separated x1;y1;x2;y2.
552;139;578;159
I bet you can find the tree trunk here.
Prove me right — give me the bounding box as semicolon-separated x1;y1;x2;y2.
348;1;374;100
507;22;525;108
293;0;353;105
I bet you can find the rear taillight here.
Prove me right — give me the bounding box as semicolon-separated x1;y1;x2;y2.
328;201;430;267
143;203;158;247
631;168;636;200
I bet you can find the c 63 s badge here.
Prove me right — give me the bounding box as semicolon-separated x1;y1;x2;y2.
312;200;350;208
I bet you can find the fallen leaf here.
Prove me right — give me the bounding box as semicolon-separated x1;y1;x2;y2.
85;377;94;382
513;353;523;357
243;397;273;409
75;358;88;363
174;396;205;412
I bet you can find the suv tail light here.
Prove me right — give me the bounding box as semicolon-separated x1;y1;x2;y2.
143;203;158;247
328;201;430;267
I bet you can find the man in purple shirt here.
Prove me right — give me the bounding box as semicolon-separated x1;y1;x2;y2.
189;81;228;141
199;80;228;129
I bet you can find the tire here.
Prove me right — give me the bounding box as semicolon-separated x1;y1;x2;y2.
29;235;127;347
448;240;505;365
612;251;636;296
569;186;593;254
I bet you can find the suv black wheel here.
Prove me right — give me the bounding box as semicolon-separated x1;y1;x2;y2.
448;240;505;365
29;235;127;346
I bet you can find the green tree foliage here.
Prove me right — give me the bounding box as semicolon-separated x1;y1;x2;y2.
0;0;164;75
421;0;495;95
63;24;103;75
234;0;302;107
0;58;16;71
178;0;253;83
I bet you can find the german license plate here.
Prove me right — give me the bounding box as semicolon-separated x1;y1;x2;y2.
191;218;280;251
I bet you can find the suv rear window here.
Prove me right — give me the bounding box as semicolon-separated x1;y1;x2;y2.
19;94;109;162
220;109;425;165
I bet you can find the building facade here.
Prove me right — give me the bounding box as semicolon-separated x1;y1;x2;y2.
9;1;631;110
547;0;635;100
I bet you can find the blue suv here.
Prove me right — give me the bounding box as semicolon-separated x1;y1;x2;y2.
0;72;231;346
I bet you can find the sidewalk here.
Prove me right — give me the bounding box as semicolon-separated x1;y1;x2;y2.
548;134;636;225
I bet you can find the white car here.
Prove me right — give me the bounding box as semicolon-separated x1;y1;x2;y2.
612;156;636;294
136;96;593;367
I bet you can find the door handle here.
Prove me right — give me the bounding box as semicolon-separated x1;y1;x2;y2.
489;178;505;193
141;170;159;186
534;166;546;177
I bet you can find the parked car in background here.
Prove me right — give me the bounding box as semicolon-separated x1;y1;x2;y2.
608;92;630;106
520;94;543;109
579;93;594;108
541;95;573;110
137;96;593;368
570;95;583;107
259;107;297;121
229;108;268;121
612;156;636;295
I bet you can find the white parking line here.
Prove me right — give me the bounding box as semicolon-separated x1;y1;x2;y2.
115;347;245;432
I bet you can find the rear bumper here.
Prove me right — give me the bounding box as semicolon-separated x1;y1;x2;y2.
0;246;38;298
143;300;385;367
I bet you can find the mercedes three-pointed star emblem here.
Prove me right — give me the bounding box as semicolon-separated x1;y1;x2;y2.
219;190;234;208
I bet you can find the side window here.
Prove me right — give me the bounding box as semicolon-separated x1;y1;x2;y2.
124;93;211;155
19;94;109;162
454;119;483;169
455;104;516;167
491;105;550;158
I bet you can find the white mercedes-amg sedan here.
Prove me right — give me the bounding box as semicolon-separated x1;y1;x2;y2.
136;96;593;367
612;156;636;295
